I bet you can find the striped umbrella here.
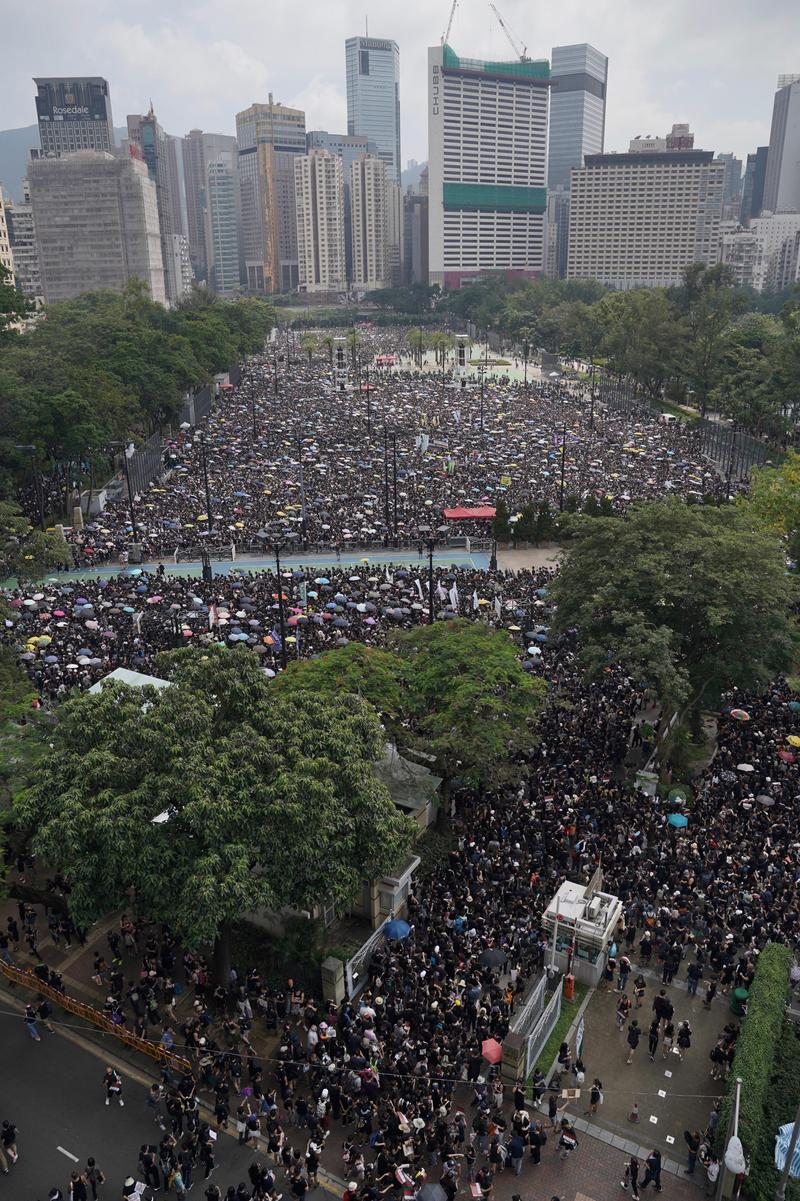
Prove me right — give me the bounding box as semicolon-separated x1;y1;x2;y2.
774;1123;800;1179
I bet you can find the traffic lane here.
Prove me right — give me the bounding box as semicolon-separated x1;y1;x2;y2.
0;1012;244;1197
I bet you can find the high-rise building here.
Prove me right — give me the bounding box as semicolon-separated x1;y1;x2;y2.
567;145;724;289
165;134;188;240
721;212;800;292
28;151;165;304
350;155;389;291
544;188;571;279
740;147;769;224
205;152;242;296
763;78;800;213
5;182;42;300
717;153;743;222
403;189;429;284
427;43;549;288
236;98;306;292
307;131;376;280
182;130;238;283
34;77;114;158
547;44;607;191
345;37;401;182
294;149;346;293
0;187;14;282
127;109;191;305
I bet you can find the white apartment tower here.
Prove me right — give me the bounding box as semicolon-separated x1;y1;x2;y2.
0;187;14;282
350;155;389;291
567;147;725;289
427;44;549;288
294;149;346;293
721;212;800;292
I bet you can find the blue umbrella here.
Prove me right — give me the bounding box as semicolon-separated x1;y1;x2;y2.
775;1123;800;1179
668;813;689;829
789;701;800;712
314;577;330;585
384;918;411;941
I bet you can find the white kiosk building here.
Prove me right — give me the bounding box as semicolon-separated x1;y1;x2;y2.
542;877;622;985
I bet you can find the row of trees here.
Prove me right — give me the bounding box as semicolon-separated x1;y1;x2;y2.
441;264;800;437
0;272;275;499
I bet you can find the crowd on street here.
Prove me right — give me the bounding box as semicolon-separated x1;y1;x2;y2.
2;330;796;1200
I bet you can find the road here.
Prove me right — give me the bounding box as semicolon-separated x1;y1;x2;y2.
0;1010;257;1199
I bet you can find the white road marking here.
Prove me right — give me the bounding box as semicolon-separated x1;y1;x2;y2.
658;1089;667;1098
57;1146;79;1162
649;1115;658;1123
666;1136;675;1145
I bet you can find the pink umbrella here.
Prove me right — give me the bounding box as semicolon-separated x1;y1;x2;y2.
85;620;99;630
481;1038;503;1064
146;595;163;604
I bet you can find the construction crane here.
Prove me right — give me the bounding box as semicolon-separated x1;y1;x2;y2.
488;2;528;60
442;0;458;45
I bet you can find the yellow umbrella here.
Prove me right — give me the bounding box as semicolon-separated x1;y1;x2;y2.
478;599;489;606
788;735;800;748
196;515;208;522
286;636;297;644
235;522;244;529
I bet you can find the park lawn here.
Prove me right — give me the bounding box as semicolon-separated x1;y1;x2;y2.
532;980;590;1077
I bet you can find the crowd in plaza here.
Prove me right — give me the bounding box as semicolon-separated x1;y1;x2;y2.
56;329;721;567
3;330;798;1199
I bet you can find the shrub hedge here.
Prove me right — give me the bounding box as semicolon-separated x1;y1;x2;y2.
716;942;791;1195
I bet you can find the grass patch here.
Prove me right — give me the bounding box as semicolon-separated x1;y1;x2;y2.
531;980;589;1077
653;398;701;423
786;674;800;693
469;357;511;367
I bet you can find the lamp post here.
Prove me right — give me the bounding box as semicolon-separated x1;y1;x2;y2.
365;364;372;440
250;371;257;443
590;364;597;430
559;421;568;513
198;429;213;533
383;427;391;547
418;524;451;624
108;441;140;542
490;537;497;572
14;444;45;530
258;527;296;670
296;433;308;546
273;351;279;397
523;339;529;389
200;547;212;584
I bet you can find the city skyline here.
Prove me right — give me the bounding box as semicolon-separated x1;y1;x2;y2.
2;0;799;170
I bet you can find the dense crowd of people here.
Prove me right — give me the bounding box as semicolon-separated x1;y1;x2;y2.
56;328;723;566
3;330;796;1200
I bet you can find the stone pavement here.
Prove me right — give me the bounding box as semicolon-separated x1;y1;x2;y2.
568;968;727;1171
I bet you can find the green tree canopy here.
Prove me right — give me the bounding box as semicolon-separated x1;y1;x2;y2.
550;500;798;714
392;619;546;787
16;647;414;975
0;501;69;580
270;643;406;725
745;451;800;560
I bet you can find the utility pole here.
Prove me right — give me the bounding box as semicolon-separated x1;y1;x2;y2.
428;538;435;625
273;541;288;669
590;364;596;429
392;432;398;540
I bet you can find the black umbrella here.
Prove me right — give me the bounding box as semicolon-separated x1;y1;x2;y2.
480;948;507;969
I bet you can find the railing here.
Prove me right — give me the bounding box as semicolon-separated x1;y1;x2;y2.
345;924;388;1000
0;959;191;1074
525;978;563;1076
696;418;776;481
510;971;547;1040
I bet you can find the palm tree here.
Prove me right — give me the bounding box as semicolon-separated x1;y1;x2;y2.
346;328;360;369
407;327;428;368
300;334;317;364
430;331;455;367
321;335;335;367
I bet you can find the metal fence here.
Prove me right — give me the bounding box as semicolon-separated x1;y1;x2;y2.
510;971;547;1039
124;433;165;495
525;978;564;1077
345;924;387;999
696;419;774;481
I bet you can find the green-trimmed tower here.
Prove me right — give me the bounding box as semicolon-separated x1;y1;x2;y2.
427;43;549;288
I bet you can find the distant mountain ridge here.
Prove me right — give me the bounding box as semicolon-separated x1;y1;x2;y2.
0;123;128;201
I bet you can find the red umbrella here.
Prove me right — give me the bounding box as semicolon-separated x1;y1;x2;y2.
481;1038;503;1064
778;750;795;763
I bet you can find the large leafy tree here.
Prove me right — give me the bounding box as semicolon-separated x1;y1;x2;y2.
272;643;406;726
745;451;800;560
392;619;546;789
15;648;415;978
597;289;681;397
550;500;798;716
673;263;746;416
0;264;31;341
0;501;68;580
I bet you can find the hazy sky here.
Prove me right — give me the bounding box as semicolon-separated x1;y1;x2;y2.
3;0;800;164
